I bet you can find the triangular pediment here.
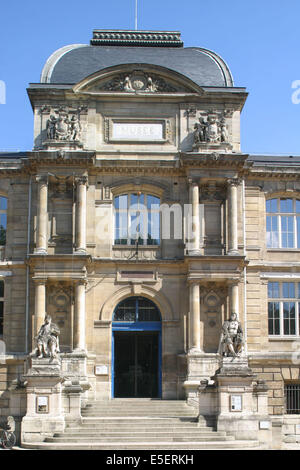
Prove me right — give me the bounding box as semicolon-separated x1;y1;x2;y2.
73;64;203;95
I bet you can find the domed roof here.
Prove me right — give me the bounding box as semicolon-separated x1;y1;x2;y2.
40;30;234;88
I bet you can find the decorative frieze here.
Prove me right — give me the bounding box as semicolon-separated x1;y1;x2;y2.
90;30;184;47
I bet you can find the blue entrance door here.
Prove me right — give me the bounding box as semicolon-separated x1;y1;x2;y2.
112;297;162;398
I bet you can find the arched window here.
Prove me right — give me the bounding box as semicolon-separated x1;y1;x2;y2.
266;197;300;248
0;196;7;246
114;193;160;246
113;296;161;322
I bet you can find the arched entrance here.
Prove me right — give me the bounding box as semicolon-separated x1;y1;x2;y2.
112;296;162;398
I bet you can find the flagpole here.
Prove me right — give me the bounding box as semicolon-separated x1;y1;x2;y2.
135;0;138;30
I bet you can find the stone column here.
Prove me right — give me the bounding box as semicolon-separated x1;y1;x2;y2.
35;175;48;254
227;179;239;255
73;280;86;351
189;181;200;253
189;283;201;352
230;282;239;316
34;280;46;337
75;176;88;253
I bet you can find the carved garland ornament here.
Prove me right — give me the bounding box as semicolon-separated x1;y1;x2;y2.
97;71;178;93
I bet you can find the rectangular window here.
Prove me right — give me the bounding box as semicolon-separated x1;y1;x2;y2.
268;281;300;336
114;193;160;246
0;196;7;246
0;280;4;335
285;383;300;414
266;198;300;249
268;302;280;335
266;215;279;248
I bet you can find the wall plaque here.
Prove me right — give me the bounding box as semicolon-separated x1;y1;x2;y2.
112;122;163;141
36;396;49;414
259;421;270;430
95;365;108;375
104;118;171;143
230;394;242;412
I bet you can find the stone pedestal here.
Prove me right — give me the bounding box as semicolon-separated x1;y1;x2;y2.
213;356;271;443
61;351;91;423
21;357;65;444
183;352;219;408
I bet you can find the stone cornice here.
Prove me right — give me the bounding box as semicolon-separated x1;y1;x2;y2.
180;152;251;170
247;168;300;179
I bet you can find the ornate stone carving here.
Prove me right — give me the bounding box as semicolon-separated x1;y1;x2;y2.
44;106;85;143
199;182;226;201
218;312;244;357
98;71;178;93
36;314;60;359
91;30;183;47
227;178;241;188
192;110;232;149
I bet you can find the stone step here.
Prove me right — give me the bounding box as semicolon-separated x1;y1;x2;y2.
81;417;200;423
83;403;196;408
82;411;196;418
56;430;225;438
66;423;213;432
83;405;196;411
45;435;234;443
84;403;195;408
22;441;262;450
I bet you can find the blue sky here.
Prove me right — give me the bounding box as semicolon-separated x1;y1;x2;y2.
0;0;299;154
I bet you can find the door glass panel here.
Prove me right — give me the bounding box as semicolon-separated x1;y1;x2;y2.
114;332;159;398
114;332;135;397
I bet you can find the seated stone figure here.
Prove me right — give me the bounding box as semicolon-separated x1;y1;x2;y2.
218;312;244;357
36;314;60;359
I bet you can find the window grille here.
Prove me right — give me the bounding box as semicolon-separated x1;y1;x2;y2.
285;383;300;414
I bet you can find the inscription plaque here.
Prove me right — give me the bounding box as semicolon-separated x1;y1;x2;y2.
112;122;164;141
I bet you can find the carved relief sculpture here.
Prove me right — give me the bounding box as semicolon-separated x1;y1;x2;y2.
218;312;244;357
192;110;232;149
36;314;60;358
98;71;178;93
45;108;82;141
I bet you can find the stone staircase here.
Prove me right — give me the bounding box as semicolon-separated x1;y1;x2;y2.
23;400;262;449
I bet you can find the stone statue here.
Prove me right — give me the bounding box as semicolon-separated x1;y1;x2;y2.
46;115;57;140
36;314;60;359
123;76;133;92
220;117;228;142
70;115;81;140
219;312;244;357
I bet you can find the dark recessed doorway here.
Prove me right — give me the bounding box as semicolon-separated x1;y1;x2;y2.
112;296;162;399
114;331;159;398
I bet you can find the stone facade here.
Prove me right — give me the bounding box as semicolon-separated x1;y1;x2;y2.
0;29;300;448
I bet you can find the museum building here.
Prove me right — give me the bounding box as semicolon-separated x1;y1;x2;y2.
0;29;300;449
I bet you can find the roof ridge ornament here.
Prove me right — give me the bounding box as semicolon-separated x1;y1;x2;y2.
90;30;184;47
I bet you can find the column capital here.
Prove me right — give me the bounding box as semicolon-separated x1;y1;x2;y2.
227;178;241;188
75;175;88;186
33;278;47;285
188;178;199;188
36;175;48;185
73;278;88;287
